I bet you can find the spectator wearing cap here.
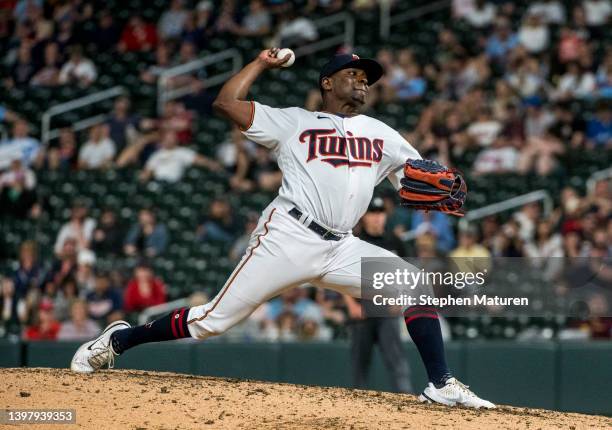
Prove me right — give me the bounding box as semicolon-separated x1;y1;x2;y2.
54;200;96;256
57;299;101;341
86;272;123;324
343;197;413;393
124;208;169;258
75;249;96;292
123;262;167;313
23;299;61;340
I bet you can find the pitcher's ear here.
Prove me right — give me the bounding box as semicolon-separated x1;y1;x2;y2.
320;76;332;92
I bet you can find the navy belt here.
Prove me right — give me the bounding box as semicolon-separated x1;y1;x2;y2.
288;208;343;241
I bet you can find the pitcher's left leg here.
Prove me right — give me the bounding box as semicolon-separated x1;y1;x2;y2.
318;236;495;408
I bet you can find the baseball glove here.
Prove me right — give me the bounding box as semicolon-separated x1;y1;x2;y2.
399;159;467;217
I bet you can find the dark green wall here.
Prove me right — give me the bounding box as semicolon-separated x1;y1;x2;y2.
1;339;610;415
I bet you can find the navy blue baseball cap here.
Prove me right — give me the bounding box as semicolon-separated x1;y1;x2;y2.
319;53;384;87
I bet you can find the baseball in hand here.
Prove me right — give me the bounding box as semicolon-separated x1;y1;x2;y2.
276;48;295;67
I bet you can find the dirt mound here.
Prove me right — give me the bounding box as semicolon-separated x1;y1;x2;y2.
1;368;610;429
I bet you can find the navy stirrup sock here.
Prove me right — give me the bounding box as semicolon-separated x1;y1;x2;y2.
404;306;452;388
111;307;191;355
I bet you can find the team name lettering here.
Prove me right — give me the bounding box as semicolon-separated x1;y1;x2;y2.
299;129;384;168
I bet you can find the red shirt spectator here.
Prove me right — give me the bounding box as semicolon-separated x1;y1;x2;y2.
123;263;167;312
23;300;61;340
118;16;158;52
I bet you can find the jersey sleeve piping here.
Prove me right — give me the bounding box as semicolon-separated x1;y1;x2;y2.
239;100;255;132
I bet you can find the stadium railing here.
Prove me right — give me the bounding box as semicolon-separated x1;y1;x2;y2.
157;48;243;115
458;190;553;230
41;85;127;145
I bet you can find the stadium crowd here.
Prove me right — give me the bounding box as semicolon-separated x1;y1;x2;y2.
0;0;611;341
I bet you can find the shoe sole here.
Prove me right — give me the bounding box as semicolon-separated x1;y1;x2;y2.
70;320;130;373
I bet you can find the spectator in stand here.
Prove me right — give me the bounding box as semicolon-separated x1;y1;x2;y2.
389;63;427;101
158;0;188;41
410;210;456;254
229;212;259;262
1;276;27;337
552;63;596;101
124;208;169;258
197;197;239;243
527;0;566;25
30;42;61;87
44;238;78;296
518;132;565;175
485;18;519;64
86;272;123;324
46;127;77;171
0;157;37;218
139;130;220;183
251;146;282;191
75;249;96;292
57;300;100;341
586;103;612;147
450;226;491;259
13;240;42;298
77;124;116;170
463;0;496;29
58;45;97;87
123;261;167;313
106;96;141;152
118;15;158;52
53;200;96;256
273;7;318;48
140;43;173;84
518;13;550;55
6;42;35;88
160;100;193;144
87;9;121;52
467;108;502;147
582;0;612;28
472;136;520;175
228;0;272;37
23;299;61;340
52;276;80;322
557;27;587;65
92;208;123;256
0;119;41;171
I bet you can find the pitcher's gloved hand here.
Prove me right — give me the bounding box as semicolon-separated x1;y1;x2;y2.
399;159;467;217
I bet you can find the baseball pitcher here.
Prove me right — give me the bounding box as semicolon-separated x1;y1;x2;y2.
71;49;493;409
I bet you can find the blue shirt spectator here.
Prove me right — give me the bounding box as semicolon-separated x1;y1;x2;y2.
86;274;123;323
586;107;612;146
410;211;456;254
124;209;169;257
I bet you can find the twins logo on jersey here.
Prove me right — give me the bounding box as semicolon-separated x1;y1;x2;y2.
299;129;384;168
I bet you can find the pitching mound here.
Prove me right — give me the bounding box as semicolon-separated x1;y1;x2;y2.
2;368;610;429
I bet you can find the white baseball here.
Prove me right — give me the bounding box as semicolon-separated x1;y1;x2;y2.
276;48;295;67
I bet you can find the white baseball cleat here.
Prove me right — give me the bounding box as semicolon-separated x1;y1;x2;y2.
418;377;496;409
70;320;130;374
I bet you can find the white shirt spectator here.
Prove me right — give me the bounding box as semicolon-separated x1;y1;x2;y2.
78;137;116;169
277;17;318;46
464;2;496;28
0;137;40;170
467;120;502;146
158;6;188;39
0;164;36;189
527;1;566;24
582;0;612;26
54;218;97;255
59;58;97;85
145;147;196;182
473;146;520;174
554;71;596;99
518;22;549;53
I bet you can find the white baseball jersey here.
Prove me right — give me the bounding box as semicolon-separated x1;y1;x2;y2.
186;101;423;339
242;101;422;232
